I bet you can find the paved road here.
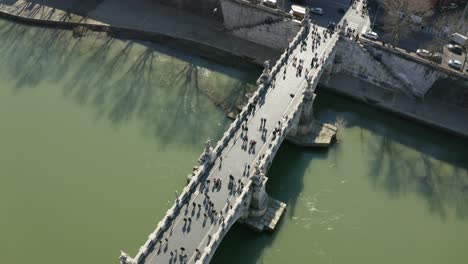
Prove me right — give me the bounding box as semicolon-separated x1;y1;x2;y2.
140;23;341;264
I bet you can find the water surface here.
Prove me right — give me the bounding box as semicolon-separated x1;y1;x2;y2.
1;19;467;264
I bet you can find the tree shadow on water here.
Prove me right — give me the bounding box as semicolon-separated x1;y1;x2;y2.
314;90;468;221
0;20;245;147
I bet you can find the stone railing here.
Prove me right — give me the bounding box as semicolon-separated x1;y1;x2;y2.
196;181;253;264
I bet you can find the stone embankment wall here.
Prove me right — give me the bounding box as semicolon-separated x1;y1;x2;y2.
157;0;220;17
320;37;468;137
220;0;300;51
331;38;468;99
330;38;409;94
332;38;468;99
221;0;289;29
231;19;301;50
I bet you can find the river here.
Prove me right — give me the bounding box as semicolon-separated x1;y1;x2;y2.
0;19;467;264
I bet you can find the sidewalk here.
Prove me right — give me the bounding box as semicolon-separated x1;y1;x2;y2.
0;0;280;65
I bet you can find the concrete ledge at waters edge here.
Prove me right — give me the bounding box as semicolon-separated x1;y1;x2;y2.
287;121;337;147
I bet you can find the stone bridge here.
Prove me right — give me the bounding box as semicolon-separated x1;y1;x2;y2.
120;10;347;264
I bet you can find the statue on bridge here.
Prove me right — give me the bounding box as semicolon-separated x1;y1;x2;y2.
198;138;213;164
251;161;264;184
119;251;134;264
257;60;271;85
204;138;212;153
302;8;311;30
303;77;313;101
340;18;348;35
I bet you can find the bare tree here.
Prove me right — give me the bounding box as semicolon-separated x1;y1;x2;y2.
427;9;468;52
382;0;433;43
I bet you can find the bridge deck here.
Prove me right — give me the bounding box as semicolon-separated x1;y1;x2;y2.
137;22;340;264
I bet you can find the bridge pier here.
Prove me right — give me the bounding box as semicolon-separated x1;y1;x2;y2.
240;164;287;232
287;78;337;147
249;170;269;218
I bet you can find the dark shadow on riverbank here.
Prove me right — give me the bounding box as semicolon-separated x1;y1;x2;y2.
314;88;468;220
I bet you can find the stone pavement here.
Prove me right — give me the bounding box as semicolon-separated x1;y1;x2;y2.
0;0;279;64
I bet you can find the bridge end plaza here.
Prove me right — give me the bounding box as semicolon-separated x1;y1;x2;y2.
120;9;345;264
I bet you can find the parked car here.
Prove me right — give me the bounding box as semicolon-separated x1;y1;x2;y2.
446;44;464;55
263;0;277;8
450;33;468;46
310;7;323;15
290;5;306;20
428;53;443;64
448;59;463;70
362;31;379;40
338;7;346;14
416;49;431;58
448;3;458;9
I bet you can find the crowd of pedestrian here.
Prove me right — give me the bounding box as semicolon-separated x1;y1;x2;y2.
157;17;344;264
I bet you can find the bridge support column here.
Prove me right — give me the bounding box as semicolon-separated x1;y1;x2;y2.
286;77;338;147
240;163;287;232
249;170;269;218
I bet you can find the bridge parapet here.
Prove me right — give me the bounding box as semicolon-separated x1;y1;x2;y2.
196;181;253;263
122;14;344;264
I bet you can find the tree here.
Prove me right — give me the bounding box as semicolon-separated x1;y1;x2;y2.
382;0;433;43
427;9;468;52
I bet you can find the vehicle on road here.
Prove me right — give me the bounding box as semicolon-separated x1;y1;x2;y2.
428;53;443;64
310;7;323;15
416;49;431;58
338;8;346;14
448;59;463;70
362;31;378;40
290;5;306;20
450;33;467;46
263;0;277;8
446;44;464;55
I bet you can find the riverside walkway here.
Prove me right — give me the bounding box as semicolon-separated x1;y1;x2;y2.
120;10;347;264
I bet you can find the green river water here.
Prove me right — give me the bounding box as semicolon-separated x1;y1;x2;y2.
0;19;467;264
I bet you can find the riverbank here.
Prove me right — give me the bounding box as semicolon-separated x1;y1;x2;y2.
1;0;467;140
320;74;468;139
0;0;279;67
